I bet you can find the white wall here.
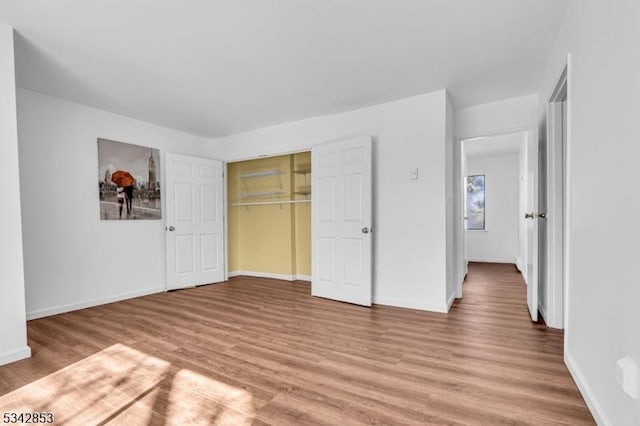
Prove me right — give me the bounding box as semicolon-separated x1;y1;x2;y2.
456;94;538;140
209;90;453;312
539;1;640;424
0;24;30;366
17;89;211;319
465;153;519;263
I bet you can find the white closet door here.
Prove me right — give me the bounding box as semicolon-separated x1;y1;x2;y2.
312;137;373;306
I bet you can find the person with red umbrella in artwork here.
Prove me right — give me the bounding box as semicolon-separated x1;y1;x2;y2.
111;170;135;218
116;187;125;218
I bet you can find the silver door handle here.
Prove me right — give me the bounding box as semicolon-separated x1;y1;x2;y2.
168;226;175;231
362;227;370;234
524;212;535;219
538;212;547;219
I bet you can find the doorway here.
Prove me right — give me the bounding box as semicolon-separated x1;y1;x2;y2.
461;132;526;270
224;137;374;307
226;151;312;281
459;129;541;321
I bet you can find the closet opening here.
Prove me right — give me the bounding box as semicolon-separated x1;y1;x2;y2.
226;151;312;282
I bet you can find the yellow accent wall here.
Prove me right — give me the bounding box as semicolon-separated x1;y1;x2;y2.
227;152;311;279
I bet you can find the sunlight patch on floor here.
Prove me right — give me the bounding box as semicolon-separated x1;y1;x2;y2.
0;343;255;425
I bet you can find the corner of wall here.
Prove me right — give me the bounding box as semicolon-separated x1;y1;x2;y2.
565;351;612;426
0;22;30;366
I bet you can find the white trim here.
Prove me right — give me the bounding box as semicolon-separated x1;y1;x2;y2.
457;129;528;301
26;287;164;320
545;65;569;331
228;271;310;283
458;126;529;142
373;297;448;313
565;351;610;426
538;301;548;324
456;273;465;298
225;148;311;164
466;257;516;264
0;346;31;366
446;292;457;312
228;270;297;282
564;53;573;343
223;162;229;282
515;255;523;271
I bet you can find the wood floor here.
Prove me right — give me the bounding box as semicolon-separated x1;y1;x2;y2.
0;263;593;425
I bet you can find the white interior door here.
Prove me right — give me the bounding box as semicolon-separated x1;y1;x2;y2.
545;96;567;329
312;137;373;306
525;130;539;321
166;153;225;290
461;144;469;278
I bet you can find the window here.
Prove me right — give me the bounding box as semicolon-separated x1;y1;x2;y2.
466;175;485;230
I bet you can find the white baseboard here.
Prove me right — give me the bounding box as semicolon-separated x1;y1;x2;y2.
229;270;303;282
515;256;523;271
446;292;457;312
295;274;311;282
27;287;165;320
538;302;563;329
565;351;610;426
466;257;516;264
0;346;31;366
538;301;548;323
373;296;448;313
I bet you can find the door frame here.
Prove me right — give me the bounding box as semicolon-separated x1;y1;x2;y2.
223;148;312;281
545;55;572;331
456;127;528;299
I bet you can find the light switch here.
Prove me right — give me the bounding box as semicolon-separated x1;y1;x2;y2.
617;356;638;399
410;168;419;181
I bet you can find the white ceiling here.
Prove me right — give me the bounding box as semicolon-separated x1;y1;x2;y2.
0;0;568;137
463;132;524;158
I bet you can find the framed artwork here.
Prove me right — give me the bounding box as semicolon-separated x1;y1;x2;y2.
97;138;161;220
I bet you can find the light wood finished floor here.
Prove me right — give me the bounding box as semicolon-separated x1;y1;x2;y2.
0;263;593;425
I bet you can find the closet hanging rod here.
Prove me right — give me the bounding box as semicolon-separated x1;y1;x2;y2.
241;190;287;198
230;200;311;207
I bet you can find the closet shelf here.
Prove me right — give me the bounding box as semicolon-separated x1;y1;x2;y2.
241;191;286;198
238;170;286;179
231;200;311;207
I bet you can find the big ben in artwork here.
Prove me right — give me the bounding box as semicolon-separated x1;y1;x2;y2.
148;149;157;192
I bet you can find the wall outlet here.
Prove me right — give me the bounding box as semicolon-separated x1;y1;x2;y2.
616;356;638;399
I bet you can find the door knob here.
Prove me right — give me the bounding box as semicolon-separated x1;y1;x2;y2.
168;226;175;231
538;212;547;219
361;227;370;234
524;212;535;219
